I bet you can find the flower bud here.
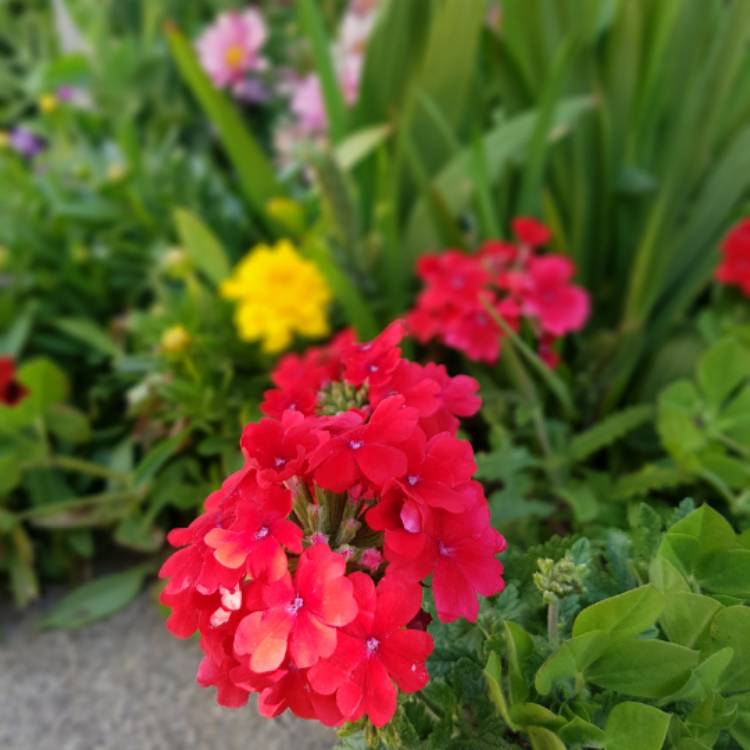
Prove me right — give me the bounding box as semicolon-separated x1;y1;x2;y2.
160;325;191;356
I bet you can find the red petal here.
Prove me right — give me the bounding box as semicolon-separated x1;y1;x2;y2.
433;560;478;623
315;449;360;492
356;444;407;486
234;609;293;673
308;631;365;694
365;658;398;727
380;630;433;692
374;578;423;632
290;612;337;668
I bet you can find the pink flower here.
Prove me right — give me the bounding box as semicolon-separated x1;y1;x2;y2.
197;9;267;90
234;545;357;672
308;575;433;727
523;256;590;336
289;74;328;134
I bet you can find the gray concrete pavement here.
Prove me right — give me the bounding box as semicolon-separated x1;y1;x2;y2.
0;592;335;750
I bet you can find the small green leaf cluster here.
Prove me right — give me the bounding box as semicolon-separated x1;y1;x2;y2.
339;505;750;750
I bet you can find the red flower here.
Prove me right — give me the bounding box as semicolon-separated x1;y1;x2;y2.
343;320;405;387
716;219;750;295
234;544;357;672
203;483;302;581
0;357;28;407
523;256;590;336
384;495;506;623
255;665;344;726
241;410;322;486
513;216;551;246
308;574;433;727
260;384;317;419
311;396;418;493
160;316;508;726
369;360;441;419
159;509;243;596
393;430;476;513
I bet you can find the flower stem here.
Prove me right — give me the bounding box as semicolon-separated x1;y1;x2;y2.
30;455;130;483
547;598;560;650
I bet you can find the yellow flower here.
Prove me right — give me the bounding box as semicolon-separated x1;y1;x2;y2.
0;130;9;149
221;239;331;353
39;94;58;114
161;325;191;355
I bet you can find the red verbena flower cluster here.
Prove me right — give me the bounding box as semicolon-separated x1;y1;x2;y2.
407;217;590;367
715;219;750;296
0;357;28;407
159;322;506;728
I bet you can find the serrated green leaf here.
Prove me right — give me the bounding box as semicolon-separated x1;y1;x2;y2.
568;405;653;463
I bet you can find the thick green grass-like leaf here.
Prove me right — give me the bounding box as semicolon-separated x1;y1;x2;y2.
296;0;347;143
304;236;378;340
405;97;594;256
165;22;280;221
40;564;152;629
173;208;231;287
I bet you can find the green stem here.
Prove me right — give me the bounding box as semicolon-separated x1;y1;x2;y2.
17;489;141;521
547;598;560;650
29;455;130;483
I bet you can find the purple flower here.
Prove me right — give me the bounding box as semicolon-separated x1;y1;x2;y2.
9;127;46;158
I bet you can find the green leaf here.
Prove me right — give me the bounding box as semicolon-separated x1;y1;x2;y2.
558;716;606;747
568;405;653;463
657;380;706;471
587;639;699;699
405;96;594;257
46;404;91;445
7;526;39;607
535;631;610;696
40;565;151;629
334;124;392;171
573;585;664;639
0;358;70;431
659;647;734;704
697;335;750;408
705;605;750;693
658;504;738;580
173;208;231;287
296;0;348;143
303;235;378;339
527;726;566;750
165;23;280;220
53;318;121;359
133;429;190;488
557;482;599;523
510;703;565;729
484;650;517;731
659;592;722;648
604;702;670;750
697;548;750;599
